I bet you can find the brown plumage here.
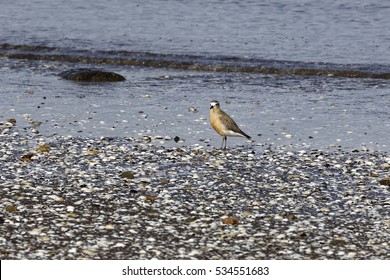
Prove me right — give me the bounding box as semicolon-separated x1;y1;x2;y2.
209;100;251;149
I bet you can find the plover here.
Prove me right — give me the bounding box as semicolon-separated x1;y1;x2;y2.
209;100;251;149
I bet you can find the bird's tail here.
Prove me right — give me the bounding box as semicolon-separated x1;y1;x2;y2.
241;130;251;140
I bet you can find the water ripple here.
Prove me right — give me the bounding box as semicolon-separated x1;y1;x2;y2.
1;43;390;80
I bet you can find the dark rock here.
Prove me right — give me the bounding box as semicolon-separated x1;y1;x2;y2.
120;171;134;179
329;238;347;246
59;69;125;82
174;136;180;143
379;178;390;186
20;153;34;162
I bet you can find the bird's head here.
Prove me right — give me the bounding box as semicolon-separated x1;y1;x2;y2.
210;100;220;110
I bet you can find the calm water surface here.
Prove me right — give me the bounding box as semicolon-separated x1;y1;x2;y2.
2;0;390;64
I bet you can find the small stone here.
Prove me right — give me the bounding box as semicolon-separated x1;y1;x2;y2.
174;136;180;143
49;195;64;202
29;228;41;235
243;211;253;217
37;144;51;153
7;118;16;125
121;171;134;179
188;249;200;256
287;214;297;220
145;195;156;203
221;216;239;225
82;249;97;257
378;178;390;186
86;150;99;155
321;207;330;213
381;163;390;170
30;121;42;127
139;178;151;183
299;232;309;239
65;213;78;217
20;153;34;162
105;224;115;230
5;205;17;212
143;136;152;142
185;217;197;223
68;248;77;254
160;178;170;184
330;238;347;246
40;236;50;242
188;107;198;113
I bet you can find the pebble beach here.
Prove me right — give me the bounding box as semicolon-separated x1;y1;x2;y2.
1;123;389;260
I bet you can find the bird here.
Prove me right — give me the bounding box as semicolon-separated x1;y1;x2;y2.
209;100;251;149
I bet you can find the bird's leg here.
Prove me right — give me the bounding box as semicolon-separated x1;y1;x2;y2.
221;137;225;149
223;136;227;149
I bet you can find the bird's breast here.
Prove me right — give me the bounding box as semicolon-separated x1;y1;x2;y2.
210;110;225;136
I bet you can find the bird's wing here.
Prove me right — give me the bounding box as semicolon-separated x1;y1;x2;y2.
219;111;240;130
219;111;251;139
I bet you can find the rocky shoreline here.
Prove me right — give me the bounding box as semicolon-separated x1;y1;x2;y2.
1;124;389;259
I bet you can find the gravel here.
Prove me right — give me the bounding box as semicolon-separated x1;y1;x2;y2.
1;123;389;259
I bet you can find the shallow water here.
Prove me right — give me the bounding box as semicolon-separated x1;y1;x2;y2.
0;0;389;151
1;59;389;151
